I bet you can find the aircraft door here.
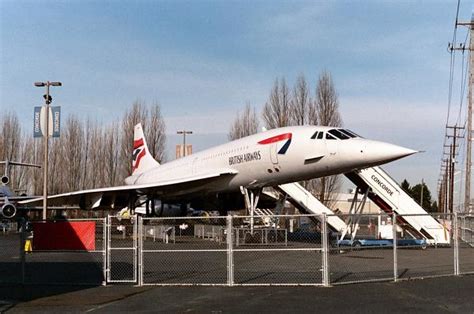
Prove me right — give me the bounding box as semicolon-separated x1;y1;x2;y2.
325;135;338;156
270;143;279;164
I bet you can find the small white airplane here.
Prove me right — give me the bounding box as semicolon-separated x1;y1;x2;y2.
0;160;41;219
14;124;416;218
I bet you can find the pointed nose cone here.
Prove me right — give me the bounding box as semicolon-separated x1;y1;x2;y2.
362;140;418;167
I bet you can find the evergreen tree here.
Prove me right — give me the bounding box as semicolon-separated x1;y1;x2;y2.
410;182;433;212
401;179;411;194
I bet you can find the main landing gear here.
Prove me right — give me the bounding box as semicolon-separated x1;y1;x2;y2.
240;186;261;234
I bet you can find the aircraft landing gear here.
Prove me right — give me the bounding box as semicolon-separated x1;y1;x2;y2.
240;186;261;234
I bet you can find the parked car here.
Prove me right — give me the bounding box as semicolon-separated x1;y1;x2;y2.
337;238;427;250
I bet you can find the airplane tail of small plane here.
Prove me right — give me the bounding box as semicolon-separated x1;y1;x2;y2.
132;123;160;175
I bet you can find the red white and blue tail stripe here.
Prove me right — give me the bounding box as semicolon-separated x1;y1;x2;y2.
258;133;292;154
132;123;160;175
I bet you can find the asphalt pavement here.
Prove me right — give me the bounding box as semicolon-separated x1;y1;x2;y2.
2;275;473;313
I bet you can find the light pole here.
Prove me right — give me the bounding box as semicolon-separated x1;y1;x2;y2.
34;81;62;220
177;130;193;157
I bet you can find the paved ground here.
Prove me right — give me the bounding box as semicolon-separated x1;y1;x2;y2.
1;275;473;313
2;222;473;312
4;232;473;285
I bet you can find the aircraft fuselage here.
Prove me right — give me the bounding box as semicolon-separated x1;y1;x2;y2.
125;126;415;195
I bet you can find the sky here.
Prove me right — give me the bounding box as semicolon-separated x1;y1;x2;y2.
1;0;473;198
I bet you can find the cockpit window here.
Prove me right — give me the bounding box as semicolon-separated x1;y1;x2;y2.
339;129;357;138
328;129;350;140
317;132;324;139
326;133;336;140
345;129;363;138
311;131;318;139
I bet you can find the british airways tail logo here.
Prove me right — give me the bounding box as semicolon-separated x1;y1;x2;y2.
132;138;146;171
258;133;292;154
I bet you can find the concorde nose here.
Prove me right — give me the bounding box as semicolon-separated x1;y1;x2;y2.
361;140;418;166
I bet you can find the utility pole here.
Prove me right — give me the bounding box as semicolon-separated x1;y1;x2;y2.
177;130;193;157
451;17;474;213
446;126;463;214
34;81;62;220
442;144;453;214
450;143;455;214
444;159;450;213
439;174;446;213
463;17;473;213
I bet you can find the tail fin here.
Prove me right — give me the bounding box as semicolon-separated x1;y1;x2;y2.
132;123;160;175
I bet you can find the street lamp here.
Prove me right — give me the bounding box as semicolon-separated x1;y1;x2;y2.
34;81;62;220
177;130;193;157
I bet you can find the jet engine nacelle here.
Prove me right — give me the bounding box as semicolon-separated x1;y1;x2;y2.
135;200;189;217
1;202;17;219
1;176;9;186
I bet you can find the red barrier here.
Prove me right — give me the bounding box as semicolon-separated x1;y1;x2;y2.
32;221;96;251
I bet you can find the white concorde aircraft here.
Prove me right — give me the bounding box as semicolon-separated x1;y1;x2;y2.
14;124;416;217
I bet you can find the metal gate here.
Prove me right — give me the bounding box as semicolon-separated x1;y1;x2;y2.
106;215;138;283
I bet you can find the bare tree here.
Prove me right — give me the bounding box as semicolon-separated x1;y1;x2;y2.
315;71;342;127
48;136;64;194
103;122;120;186
1;100;167;200
262;78;292;129
0;112;30;193
314;71;343;208
88;121;103;188
290;74;312;126
63;115;84;192
0;112;20;161
31;139;43;195
146;103;166;163
15;136;35;194
81;118;92;190
229;103;259;140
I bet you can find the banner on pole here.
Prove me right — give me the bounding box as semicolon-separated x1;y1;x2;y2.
33;106;42;138
51;106;60;137
33;106;61;138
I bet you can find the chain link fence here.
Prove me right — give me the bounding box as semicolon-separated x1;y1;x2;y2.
0;218;106;285
232;215;324;286
106;215;137;283
394;214;453;280
138;213;473;286
1;212;472;286
458;214;474;274
328;213;395;284
0;221;21;284
139;216;228;285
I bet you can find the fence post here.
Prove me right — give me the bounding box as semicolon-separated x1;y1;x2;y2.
19;219;26;285
226;215;234;286
138;216;143;286
322;214;330;287
392;213;398;282
102;217;107;286
106;215;111;284
453;212;459;275
133;214;138;284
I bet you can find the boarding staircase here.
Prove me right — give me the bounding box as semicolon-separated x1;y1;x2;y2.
274;167;450;245
275;182;348;233
345;166;450;245
253;208;278;227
